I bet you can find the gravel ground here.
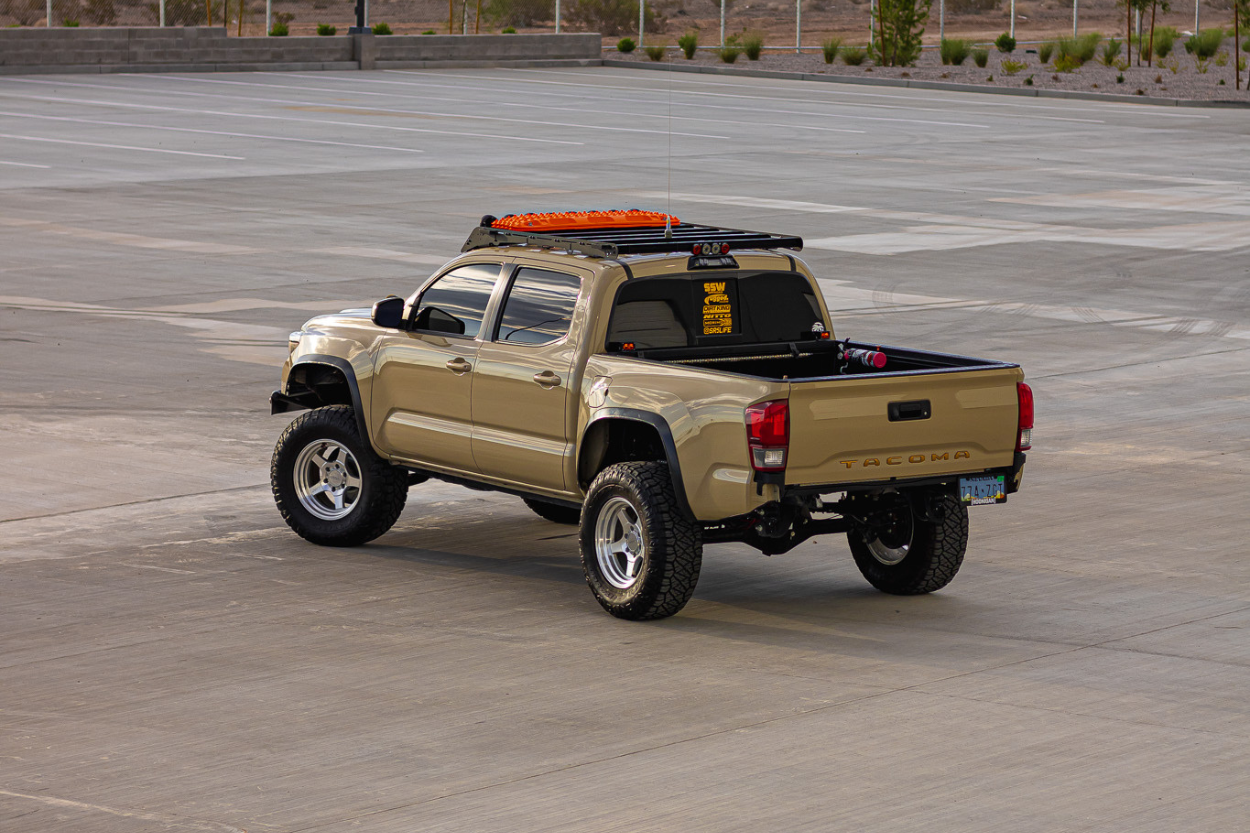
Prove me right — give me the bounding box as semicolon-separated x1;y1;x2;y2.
611;44;1250;103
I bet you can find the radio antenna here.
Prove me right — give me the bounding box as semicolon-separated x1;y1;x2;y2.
667;62;673;222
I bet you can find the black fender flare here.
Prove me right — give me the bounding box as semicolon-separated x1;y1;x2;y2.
581;408;694;521
278;354;371;446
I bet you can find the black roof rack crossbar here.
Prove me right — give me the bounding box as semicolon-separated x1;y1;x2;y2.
461;222;803;258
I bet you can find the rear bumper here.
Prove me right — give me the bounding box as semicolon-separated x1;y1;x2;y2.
776;452;1026;499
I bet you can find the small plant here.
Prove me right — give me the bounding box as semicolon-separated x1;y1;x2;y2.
1184;29;1224;60
1054;53;1081;72
1001;58;1026;75
1154;73;1162;83
1116;72;1125;83
1195;58;1209;73
972;47;989;68
1100;38;1122;66
940;38;972;66
645;44;665;61
841;47;867;66
1024;74;1034;85
63;18;79;25
423;29;437;34
316;23;336;35
500;27;515;33
1151;26;1178;59
1243;36;1250;53
269;22;289;35
1218;78;1225;84
985;74;994;82
1214;50;1228;67
1239;56;1247;72
995;32;1016;53
719;45;741;63
743;32;764;61
822;37;842;64
1038;41;1055;63
617;37;637;53
1112;57;1129;71
678;32;698;59
1161;57;1179;73
371;21;392;35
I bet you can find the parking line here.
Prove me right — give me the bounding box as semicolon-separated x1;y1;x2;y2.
0;132;243;159
0;159;50;168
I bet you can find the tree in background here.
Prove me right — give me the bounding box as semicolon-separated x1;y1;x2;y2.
1145;0;1169;67
871;0;931;67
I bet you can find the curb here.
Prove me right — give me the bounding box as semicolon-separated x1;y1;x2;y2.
601;59;1250;109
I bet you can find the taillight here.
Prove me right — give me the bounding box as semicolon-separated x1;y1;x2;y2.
746;400;789;472
1016;382;1034;452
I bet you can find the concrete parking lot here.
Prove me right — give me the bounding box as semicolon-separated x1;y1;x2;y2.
1;67;1248;832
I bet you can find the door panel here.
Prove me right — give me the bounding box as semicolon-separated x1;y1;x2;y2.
471;267;583;492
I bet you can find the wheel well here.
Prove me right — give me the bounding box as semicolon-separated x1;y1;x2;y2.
578;419;666;489
287;363;355;409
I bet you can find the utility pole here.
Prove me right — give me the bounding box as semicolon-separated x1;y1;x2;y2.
720;0;725;46
638;0;644;47
796;0;801;53
1010;0;1015;39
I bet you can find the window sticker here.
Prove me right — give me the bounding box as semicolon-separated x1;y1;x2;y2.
700;279;738;336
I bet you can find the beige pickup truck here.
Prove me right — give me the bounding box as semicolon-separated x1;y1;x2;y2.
270;212;1033;620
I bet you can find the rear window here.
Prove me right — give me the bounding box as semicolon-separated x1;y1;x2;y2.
607;271;823;350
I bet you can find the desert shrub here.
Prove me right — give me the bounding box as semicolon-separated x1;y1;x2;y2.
870;0;930;66
63;17;78;25
617;36;636;52
484;0;553;28
1054;53;1081;72
1244;36;1250;53
269;21;288;34
1116;72;1124;83
1151;26;1178;59
822;37;841;63
972;47;989;67
1184;28;1223;59
940;37;971;65
719;45;741;63
1214;50;1229;66
645;44;664;60
743;32;763;60
1001;58;1026;74
371;21;392;34
83;0;116;24
1100;37;1121;65
995;32;1015;53
1056;32;1100;66
316;23;336;35
678;31;697;58
841;46;867;65
1038;40;1055;62
499;26;514;33
567;0;661;37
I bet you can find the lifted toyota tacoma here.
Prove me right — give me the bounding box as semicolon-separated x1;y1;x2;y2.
270;211;1033;620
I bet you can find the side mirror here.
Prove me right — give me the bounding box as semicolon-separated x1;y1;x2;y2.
371;296;405;329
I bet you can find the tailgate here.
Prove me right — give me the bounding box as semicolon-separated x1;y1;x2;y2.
786;367;1021;486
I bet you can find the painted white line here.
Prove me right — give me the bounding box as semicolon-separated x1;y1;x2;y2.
2;77;581;146
0;217;257;254
0;132;242;159
114;74;730;139
0;109;424;154
314;246;452;267
0;159;50;168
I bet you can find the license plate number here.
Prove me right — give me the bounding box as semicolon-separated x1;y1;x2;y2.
959;475;1006;505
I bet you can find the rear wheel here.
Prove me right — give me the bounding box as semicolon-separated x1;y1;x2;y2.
579;462;702;620
272;405;408;546
848;491;967;595
523;498;581;525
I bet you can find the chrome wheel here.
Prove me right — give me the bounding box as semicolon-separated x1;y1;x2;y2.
594;496;646;590
293;439;362;521
865;505;914;566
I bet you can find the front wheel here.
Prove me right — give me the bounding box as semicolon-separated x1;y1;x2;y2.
579;462;702;621
271;405;408;546
848;491;968;595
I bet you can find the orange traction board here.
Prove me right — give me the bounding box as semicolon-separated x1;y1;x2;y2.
490;210;680;232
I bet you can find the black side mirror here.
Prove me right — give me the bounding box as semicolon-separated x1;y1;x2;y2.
371;296;405;329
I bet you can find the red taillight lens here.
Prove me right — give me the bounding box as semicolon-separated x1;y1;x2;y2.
746;400;789;472
1016;382;1034;452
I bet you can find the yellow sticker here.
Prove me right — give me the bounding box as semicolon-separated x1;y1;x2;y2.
702;281;734;335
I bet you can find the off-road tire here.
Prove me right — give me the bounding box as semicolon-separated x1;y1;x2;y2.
523;498;581;525
272;405;408;547
579;462;702;621
849;492;968;595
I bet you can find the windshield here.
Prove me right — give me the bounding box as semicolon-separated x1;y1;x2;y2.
606;271;824;351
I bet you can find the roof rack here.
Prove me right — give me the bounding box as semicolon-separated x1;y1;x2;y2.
461;214;803;259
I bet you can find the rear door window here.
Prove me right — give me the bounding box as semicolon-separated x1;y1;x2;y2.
495;268;582;346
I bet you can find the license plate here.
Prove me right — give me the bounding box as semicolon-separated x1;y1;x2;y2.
959;475;1006;505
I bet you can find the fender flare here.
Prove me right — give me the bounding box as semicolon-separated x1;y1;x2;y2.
581;408;694;521
284;354;371;445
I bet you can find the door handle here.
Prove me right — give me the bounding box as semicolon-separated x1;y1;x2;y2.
533;370;562;389
446;357;472;375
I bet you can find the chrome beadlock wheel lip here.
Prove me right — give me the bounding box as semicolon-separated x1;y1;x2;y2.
866;508;913;566
293;439;362;521
594;496;647;590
